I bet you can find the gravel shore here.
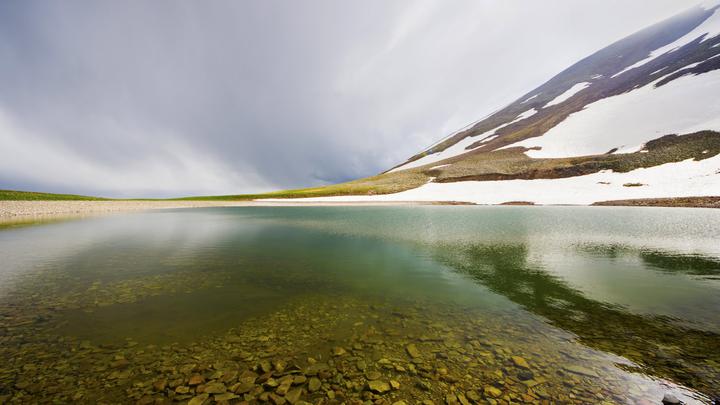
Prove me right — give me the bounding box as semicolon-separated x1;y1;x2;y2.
3;197;712;221
0;200;445;220
0;200;256;219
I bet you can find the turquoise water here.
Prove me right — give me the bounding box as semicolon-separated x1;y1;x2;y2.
0;206;718;403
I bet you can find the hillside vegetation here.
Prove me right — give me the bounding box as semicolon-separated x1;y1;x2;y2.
0;190;108;201
3;130;719;202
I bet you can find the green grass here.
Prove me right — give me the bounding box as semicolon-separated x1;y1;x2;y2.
0;190;109;201
0;170;429;201
172;170;429;201
3;130;717;202
428;130;720;183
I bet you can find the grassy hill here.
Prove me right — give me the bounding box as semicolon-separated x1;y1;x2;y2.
3;130;719;202
0;190;109;201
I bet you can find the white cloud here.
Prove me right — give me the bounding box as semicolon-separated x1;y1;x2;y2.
0;108;269;197
0;0;695;197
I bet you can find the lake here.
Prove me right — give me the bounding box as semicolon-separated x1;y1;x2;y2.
0;206;718;404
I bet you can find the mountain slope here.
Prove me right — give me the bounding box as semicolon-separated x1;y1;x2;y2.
267;2;720;205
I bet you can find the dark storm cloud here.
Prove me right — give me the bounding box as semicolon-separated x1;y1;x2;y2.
0;0;694;197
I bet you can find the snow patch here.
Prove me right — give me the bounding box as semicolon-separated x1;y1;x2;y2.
390;109;538;172
429;164;450;170
267;156;720;205
544;82;591;107
504;69;720;158
613;144;645;154
514;108;538;121
611;8;720;77
480;134;498;143
679;61;703;70
521;94;538;103
650;68;666;75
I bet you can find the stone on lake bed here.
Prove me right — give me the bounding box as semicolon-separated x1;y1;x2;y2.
235;382;254;394
484;385;502;398
110;358;129;369
562;364;599;377
517;370;534;381
276;378;293;395
406;343;421;358
188;375;204;385
188;393;209;405
153;379;167;391
308;377;321;392
260;360;273;373
466;391;481;402
304;362;328;376
390;379;400;390
457;393;471;405
238;370;258;384
367;380;391;393
365;370;382;380
662;393;682;404
214;392;239;401
273;359;287;372
511;356;530;369
269;392;287;405
285;387;303;404
332;346;347;356
204;381;227;394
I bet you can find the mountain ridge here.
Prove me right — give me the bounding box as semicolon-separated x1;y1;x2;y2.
264;1;720;205
389;2;720;172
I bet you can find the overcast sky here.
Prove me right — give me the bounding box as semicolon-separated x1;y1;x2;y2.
0;1;699;197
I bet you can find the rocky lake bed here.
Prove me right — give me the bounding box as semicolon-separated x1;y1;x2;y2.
0;206;718;404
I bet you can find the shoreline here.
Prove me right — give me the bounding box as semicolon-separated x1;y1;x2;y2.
1;196;718;222
0;200;459;221
0;201;250;222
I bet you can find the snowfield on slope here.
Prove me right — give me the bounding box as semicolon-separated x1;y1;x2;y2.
612;5;720;78
261;155;720;205
390;108;538;172
543;82;591;107
503;68;720;158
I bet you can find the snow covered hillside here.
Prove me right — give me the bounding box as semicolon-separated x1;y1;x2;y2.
274;2;720;206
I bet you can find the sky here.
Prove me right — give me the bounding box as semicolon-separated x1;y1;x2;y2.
0;0;701;197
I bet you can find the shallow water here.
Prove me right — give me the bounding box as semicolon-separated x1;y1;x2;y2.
0;206;718;404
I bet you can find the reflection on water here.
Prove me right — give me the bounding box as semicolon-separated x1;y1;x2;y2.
0;206;718;404
433;243;720;398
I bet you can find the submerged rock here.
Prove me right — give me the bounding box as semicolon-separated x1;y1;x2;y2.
406;343;421;358
204;382;226;394
214;392;239;401
188;393;209;405
188;375;204;386
285;387;303;404
307;377;321;392
517;370;534;381
276;378;293;395
484;386;502;398
511;356;530;369
563;365;598;378
662;393;682;405
367;380;391;394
